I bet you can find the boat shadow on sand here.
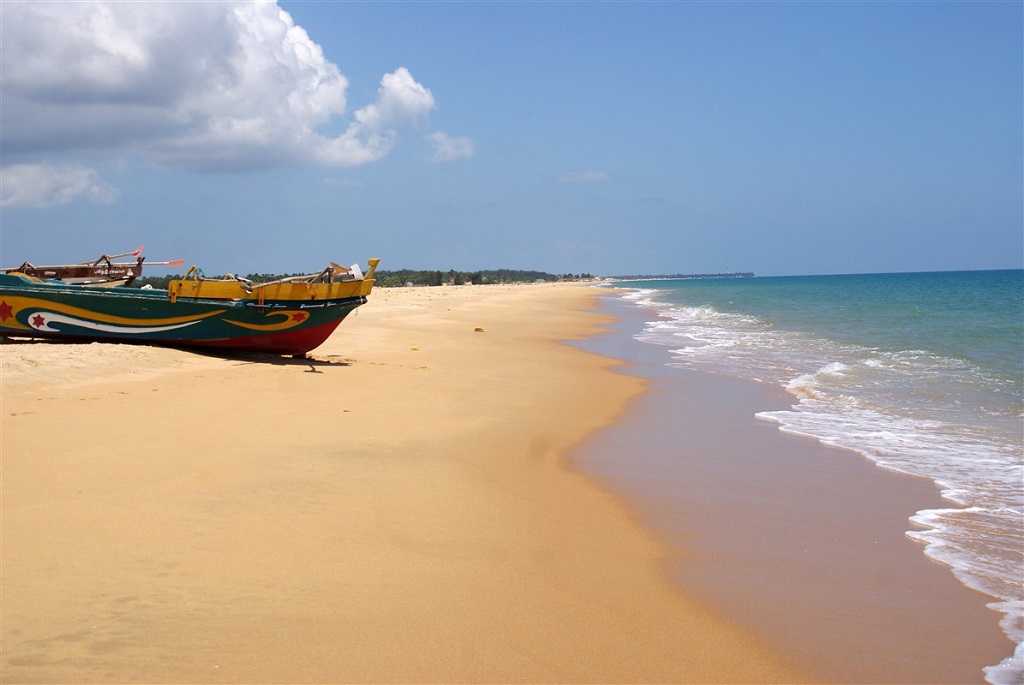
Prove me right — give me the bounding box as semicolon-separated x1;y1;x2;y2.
0;337;355;371
222;351;355;372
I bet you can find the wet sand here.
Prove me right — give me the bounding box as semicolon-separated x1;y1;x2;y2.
1;283;806;684
575;294;1013;684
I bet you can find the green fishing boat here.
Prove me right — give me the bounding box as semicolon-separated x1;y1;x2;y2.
0;257;379;357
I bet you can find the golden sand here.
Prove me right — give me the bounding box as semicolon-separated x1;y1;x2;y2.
1;283;807;683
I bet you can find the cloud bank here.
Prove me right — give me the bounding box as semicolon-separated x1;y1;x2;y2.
0;164;120;209
0;1;472;207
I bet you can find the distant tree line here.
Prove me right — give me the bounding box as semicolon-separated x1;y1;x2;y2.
130;271;312;290
373;268;595;287
131;268;597;289
132;275;180;289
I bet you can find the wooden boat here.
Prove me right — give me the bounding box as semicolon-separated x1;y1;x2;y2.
0;258;379;357
2;248;184;287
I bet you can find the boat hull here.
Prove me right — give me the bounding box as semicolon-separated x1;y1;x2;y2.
0;274;366;356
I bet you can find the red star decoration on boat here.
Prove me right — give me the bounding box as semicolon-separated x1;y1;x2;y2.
31;314;46;328
291;312;308;323
0;300;12;321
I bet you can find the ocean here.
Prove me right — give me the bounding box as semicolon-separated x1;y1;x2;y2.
597;269;1023;684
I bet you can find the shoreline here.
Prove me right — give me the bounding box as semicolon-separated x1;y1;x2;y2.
1;283;807;683
574;291;1013;683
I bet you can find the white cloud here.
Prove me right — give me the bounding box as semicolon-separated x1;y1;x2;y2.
315;67;438;166
0;1;471;174
427;132;477;162
557;170;610;183
1;164;119;208
352;68;435;134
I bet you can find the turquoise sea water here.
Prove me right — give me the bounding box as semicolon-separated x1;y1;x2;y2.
607;270;1023;684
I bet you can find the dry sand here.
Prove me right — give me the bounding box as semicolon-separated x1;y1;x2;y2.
1;283;807;684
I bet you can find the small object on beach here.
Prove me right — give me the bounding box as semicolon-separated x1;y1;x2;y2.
411;345;420;351
474;327;485;333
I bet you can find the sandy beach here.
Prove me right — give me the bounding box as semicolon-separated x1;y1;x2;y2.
1;283;807;684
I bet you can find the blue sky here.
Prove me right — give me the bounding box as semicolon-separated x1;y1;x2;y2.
2;1;1021;277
